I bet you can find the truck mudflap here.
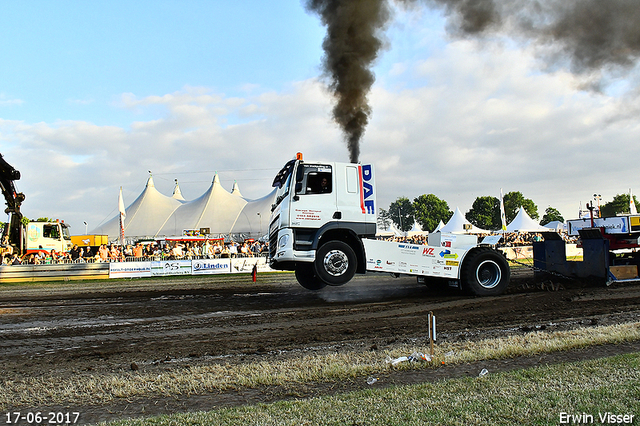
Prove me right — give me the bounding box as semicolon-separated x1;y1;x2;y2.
363;239;466;279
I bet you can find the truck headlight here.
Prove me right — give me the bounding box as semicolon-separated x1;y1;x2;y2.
278;234;290;249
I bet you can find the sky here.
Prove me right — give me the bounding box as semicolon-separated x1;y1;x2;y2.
1;0;640;234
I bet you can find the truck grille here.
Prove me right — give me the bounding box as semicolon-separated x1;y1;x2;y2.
269;231;278;260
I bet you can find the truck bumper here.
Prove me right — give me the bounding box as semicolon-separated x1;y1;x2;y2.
270;228;315;270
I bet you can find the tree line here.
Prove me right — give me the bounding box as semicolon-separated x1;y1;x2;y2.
379;192;639;233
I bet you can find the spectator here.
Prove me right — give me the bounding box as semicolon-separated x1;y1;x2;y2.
133;243;144;259
69;244;81;261
98;244;109;262
229;242;238;258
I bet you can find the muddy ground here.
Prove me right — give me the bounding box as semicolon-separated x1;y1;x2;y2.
1;269;639;424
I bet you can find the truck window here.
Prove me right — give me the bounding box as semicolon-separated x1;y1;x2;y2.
61;225;71;240
43;224;60;239
272;159;296;210
299;165;332;195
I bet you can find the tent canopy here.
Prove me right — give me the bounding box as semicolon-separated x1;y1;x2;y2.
92;174;275;241
440;207;488;234
506;206;547;233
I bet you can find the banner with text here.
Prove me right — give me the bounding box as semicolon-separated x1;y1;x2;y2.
109;258;274;278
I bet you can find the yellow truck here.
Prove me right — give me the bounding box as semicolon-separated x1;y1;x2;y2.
71;234;109;248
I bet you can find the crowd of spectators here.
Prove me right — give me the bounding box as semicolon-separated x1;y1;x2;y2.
2;230;579;266
377;231;577;246
1;238;269;266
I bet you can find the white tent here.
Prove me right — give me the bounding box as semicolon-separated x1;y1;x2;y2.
92;174;275;240
439;207;489;234
506;206;547;233
93;176;183;239
543;220;566;232
433;220;445;232
158;174;248;237
407;221;428;237
230;189;277;238
376;221;403;237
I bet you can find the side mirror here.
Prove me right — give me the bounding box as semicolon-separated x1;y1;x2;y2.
296;165;305;182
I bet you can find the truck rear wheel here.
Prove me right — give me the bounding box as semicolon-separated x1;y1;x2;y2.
314;241;357;286
295;264;326;290
460;248;510;296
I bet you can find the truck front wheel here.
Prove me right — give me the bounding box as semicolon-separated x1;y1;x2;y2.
314;241;357;286
460;248;510;296
295;264;326;291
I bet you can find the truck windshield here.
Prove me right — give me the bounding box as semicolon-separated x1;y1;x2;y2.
61;225;71;240
272;159;296;210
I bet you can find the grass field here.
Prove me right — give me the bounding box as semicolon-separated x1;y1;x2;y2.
3;322;638;412
100;352;639;426
2;322;638;425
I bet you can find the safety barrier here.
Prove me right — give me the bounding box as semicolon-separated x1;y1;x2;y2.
0;255;272;283
0;262;110;283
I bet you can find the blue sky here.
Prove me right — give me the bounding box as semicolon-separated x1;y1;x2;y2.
1;1;324;125
1;1;639;234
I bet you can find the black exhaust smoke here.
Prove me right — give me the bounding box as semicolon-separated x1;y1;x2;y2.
305;0;391;164
426;0;640;77
307;0;640;162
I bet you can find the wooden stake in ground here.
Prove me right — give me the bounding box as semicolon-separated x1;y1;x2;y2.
428;311;436;357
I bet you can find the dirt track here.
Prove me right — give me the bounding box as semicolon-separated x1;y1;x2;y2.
1;269;640;424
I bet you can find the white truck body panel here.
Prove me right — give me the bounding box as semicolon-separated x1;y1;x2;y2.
363;233;478;279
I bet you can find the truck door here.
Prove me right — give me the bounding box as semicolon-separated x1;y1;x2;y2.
289;164;335;228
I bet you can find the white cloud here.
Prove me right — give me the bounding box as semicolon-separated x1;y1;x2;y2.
0;95;24;106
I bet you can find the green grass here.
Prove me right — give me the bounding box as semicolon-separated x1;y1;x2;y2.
2;322;638;414
101;353;640;426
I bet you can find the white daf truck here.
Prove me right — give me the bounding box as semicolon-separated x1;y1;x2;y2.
268;153;510;296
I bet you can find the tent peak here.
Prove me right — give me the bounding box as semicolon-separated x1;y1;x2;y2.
172;179;186;201
231;180;243;197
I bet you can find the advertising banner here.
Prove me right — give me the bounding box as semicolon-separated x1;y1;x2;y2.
151;260;192;276
567;216;630;236
109;261;152;278
191;258;231;275
229;256;271;274
107;257;274;279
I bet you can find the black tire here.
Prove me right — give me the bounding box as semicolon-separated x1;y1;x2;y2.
295;264;326;291
460;248;510;296
314;241;357;286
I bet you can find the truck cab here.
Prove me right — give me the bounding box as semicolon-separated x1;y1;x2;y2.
26;221;73;254
269;153;376;289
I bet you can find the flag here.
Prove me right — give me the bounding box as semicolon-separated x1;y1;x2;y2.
499;189;507;232
118;187;126;245
631;189;637;215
